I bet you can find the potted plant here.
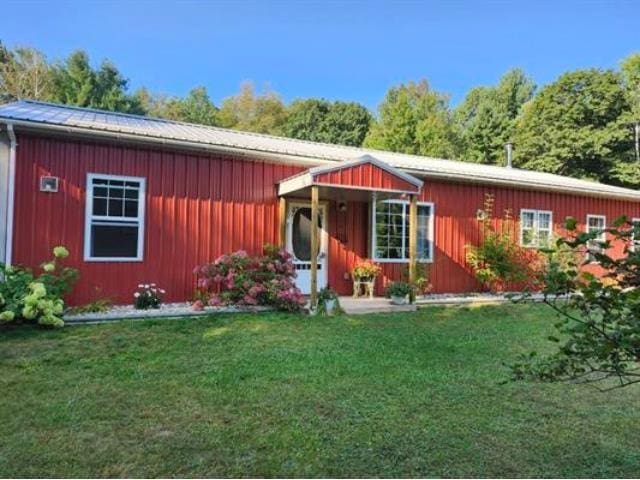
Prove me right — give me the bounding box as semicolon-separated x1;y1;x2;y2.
352;260;381;282
352;260;382;298
317;287;340;315
385;281;414;305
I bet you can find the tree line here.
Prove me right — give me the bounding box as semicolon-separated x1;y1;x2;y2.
1;41;639;187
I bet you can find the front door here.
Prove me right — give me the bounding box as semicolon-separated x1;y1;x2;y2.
286;202;328;294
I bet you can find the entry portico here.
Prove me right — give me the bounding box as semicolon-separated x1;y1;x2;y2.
277;155;424;306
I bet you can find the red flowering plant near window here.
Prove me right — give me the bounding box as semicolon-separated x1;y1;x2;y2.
193;244;304;312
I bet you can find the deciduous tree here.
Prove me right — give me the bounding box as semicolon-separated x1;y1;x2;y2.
514;69;630;181
511;216;640;390
455;69;535;164
0;44;54;103
217;81;287;134
364;80;460;159
282;98;372;146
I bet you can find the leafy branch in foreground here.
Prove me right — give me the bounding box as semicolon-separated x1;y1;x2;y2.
509;216;640;390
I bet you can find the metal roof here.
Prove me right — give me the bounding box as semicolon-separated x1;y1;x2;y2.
1;100;639;201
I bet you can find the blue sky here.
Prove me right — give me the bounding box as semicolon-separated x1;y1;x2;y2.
2;0;639;110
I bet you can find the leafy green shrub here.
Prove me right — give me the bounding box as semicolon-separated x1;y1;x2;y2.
385;281;413;298
0;246;78;327
510;216;640;389
466;194;542;292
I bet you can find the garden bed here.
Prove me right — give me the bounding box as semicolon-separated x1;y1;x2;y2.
63;302;273;324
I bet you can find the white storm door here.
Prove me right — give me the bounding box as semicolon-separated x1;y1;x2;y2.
286;202;328;294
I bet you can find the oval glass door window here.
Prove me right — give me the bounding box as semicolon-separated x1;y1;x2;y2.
292;207;322;261
292;207;312;261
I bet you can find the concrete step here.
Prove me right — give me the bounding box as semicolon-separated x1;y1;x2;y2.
338;297;417;315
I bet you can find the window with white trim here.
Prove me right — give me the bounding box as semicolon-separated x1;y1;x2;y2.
632;218;640;252
520;209;553;248
586;214;606;262
84;174;146;261
372;199;434;262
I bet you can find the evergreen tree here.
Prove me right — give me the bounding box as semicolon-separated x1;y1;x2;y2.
51;50;142;113
455;69;535;164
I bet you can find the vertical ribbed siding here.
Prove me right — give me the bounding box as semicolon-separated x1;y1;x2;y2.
313;162;420;193
12;133;640;304
12;134;303;304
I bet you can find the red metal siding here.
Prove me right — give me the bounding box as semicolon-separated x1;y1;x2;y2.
12;133;304;304
313;162;420;193
11;133;640;304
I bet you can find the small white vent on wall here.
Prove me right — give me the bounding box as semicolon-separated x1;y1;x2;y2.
40;176;59;193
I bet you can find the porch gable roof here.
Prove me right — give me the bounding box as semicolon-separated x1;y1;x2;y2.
278;155;423;197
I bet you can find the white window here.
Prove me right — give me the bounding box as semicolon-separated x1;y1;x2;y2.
586;214;606;262
84;174;146;261
520;209;553;248
372;199;434;262
632;218;640;252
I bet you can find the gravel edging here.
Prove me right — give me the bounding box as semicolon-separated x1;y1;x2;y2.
415;292;548;306
63;302;274;324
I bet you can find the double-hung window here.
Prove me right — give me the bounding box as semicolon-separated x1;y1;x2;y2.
520;209;553;248
586;214;606;262
84;174;146;261
372;199;434;262
632;218;640;252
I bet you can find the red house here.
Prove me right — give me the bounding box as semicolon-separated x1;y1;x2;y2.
1;100;639;305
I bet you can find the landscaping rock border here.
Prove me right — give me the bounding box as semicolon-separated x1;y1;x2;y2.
63;302;273;324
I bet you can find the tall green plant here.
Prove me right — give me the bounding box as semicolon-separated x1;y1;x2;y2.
466;194;541;292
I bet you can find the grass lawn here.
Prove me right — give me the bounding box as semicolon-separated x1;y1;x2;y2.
1;304;639;478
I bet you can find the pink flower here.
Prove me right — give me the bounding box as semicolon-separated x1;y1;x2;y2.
242;294;258;305
192;300;204;311
208;295;222;306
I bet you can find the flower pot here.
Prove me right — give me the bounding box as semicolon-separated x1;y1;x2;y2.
324;299;336;314
355;276;373;283
390;295;408;305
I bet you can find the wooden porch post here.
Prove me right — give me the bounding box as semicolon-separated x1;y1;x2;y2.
408;194;418;302
310;186;319;308
278;197;287;248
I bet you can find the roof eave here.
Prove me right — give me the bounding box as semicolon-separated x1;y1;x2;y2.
3;117;640;202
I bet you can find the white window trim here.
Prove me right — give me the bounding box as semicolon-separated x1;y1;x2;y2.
519;209;553;248
84;173;146;262
632;217;640;252
371;198;435;263
586;214;606;262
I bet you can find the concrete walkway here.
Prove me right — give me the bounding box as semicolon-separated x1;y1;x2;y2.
339;296;417;315
339;292;545;315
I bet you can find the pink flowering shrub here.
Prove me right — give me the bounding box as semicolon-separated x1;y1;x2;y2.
193;244;304;312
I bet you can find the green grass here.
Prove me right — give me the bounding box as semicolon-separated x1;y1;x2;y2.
1;304;639;477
